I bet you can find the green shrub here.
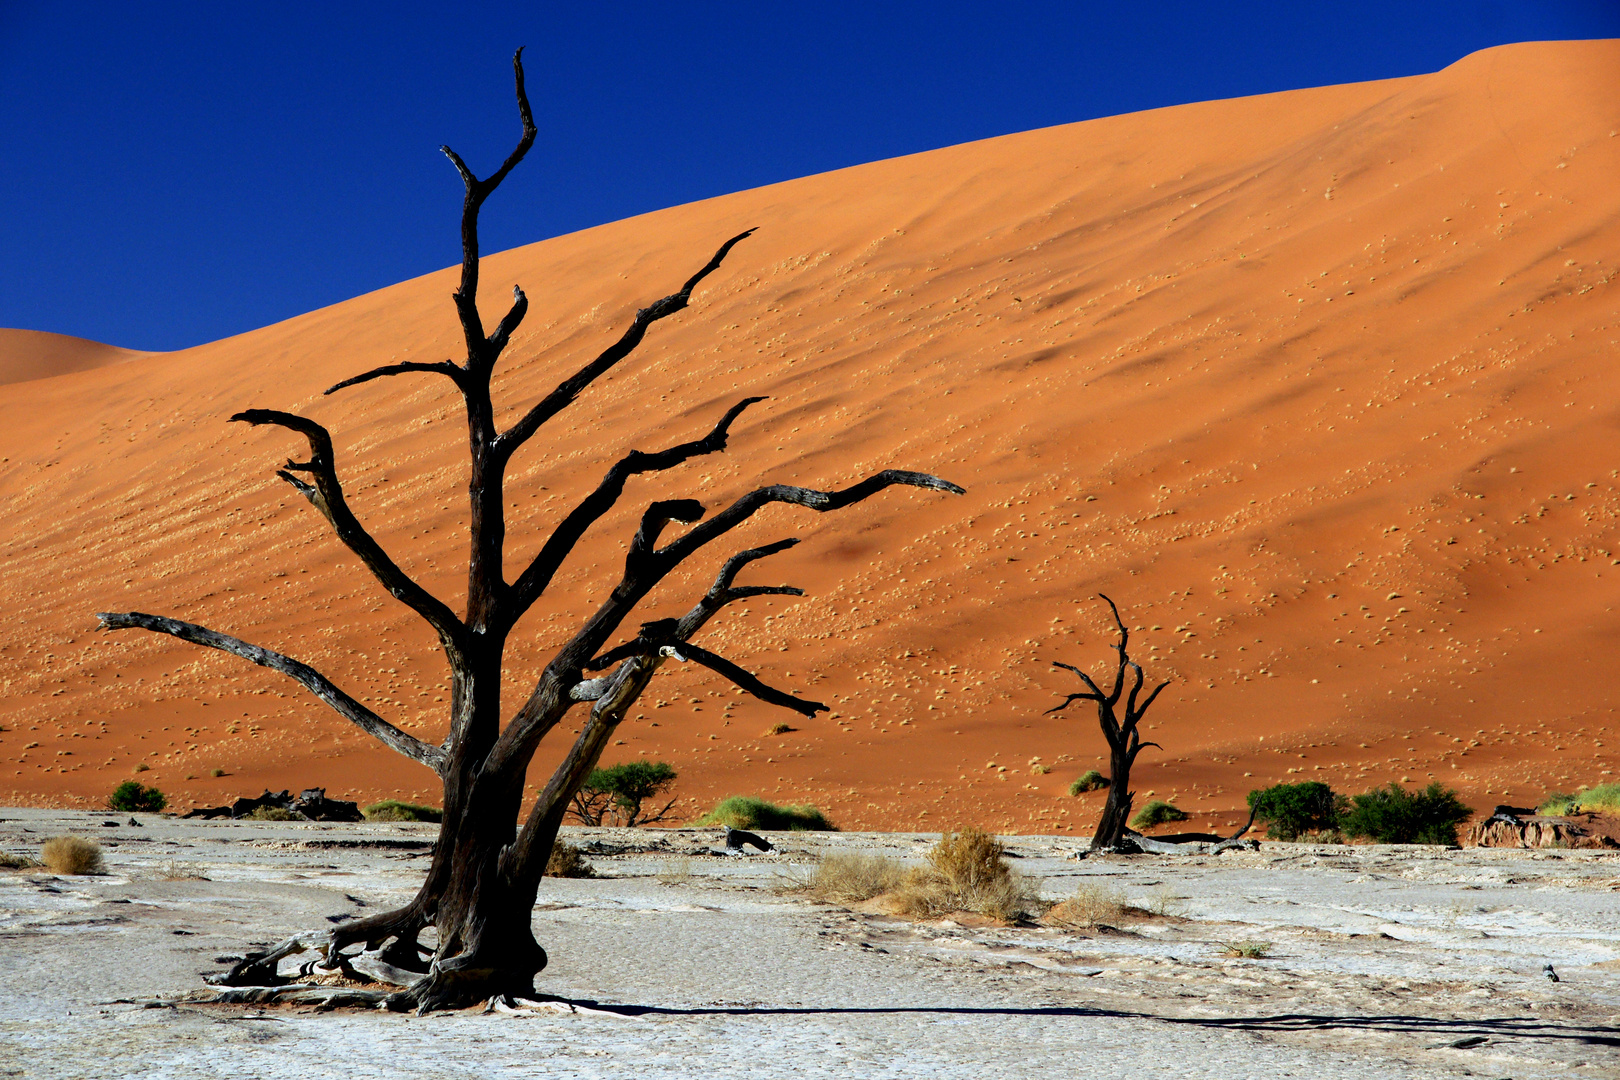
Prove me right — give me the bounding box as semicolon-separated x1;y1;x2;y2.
1538;783;1620;817
1129;800;1188;829
1247;781;1347;841
1069;770;1109;795
108;780;167;813
1539;791;1577;816
570;761;678;827
363;800;443;823
1340;782;1472;845
696;796;836;831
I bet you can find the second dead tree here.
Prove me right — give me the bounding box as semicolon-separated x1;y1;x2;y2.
1048;595;1168;851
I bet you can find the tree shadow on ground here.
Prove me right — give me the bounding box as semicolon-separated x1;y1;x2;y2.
549;999;1620;1047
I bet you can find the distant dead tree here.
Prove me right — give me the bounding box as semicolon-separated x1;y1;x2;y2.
1047;595;1168;851
96;49;961;1013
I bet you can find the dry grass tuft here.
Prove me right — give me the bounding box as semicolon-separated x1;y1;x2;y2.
656;858;694;886
158;860;209;881
888;828;1042;923
1;852;43;871
1219;940;1272;959
41;835;104;875
764;723;797;736
245;806;297;821
802;852;905;904
1046;881;1126;928
546;840;595;878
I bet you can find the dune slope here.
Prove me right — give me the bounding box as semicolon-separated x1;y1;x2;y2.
2;40;1618;833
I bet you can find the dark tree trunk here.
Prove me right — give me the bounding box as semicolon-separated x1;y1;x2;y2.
1046;595;1169;853
96;49;962;1013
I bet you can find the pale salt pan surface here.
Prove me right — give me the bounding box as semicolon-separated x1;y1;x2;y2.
2;809;1618;1078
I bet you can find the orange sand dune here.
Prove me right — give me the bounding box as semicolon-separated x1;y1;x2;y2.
0;329;149;386
3;40;1619;835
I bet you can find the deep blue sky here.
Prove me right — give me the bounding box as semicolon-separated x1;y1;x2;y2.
3;2;1617;352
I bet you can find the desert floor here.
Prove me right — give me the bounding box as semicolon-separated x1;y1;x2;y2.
2;810;1617;1079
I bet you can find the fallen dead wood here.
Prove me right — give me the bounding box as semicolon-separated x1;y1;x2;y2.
1078;807;1259;857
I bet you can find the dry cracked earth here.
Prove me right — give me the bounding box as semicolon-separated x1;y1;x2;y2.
2;809;1618;1079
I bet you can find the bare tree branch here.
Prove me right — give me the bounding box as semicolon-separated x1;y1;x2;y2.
441;47;538;366
493;229;757;460
659;642;826;716
504;396;767;623
96;612;445;772
230;409;466;649
486;286;528;359
651;471;966;570
324;360;465;397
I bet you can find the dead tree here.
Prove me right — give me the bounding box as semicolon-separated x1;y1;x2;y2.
1047;595;1168;851
95;49;961;1013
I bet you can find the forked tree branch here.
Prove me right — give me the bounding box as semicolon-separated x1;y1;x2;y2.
504;536;812;885
493;229;757;460
441;48;538;365
504;396;767;623
491;470;960;780
230;409;466;650
95;612;446;772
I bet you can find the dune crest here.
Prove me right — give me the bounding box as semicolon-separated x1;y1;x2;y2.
3;40;1618;833
0;328;150;386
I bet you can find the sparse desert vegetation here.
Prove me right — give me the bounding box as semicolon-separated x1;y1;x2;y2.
40;835;104;875
798;851;905;904
888;827;1042;923
1129;799;1188;830
698;797;836;832
1069;769;1109;795
107;780;166;813
1340;782;1473;846
1219;940;1273;959
1247;781;1348;841
361;800;442;823
569;761;679;827
1538;783;1620;817
1046;881;1127;928
545;839;596;879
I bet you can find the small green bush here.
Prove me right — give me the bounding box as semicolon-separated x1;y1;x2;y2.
1538;783;1620;817
363;800;443;823
1539;791;1577;816
108;780;166;813
1129;800;1188;830
1069;770;1109;795
571;761;678;827
1340;782;1472;845
1247;781;1347;841
696;796;836;831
